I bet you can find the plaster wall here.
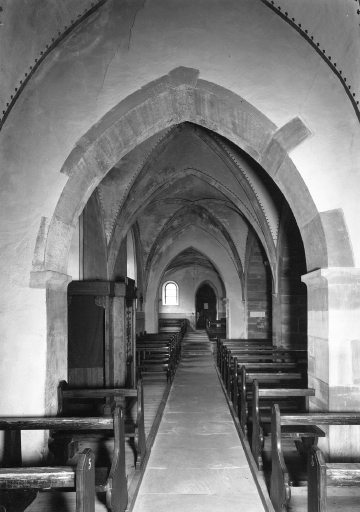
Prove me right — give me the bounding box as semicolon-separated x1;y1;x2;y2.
275;211;308;348
303;268;360;459
159;267;225;331
0;0;359;461
83;190;107;280
1;0;359;266
68;217;81;281
246;238;272;339
145;225;244;337
126;230;136;283
275;0;360;104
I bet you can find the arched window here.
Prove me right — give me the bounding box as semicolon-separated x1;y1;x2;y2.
162;281;179;305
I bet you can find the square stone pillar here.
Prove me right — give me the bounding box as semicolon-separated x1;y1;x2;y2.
302;268;360;460
223;298;229;338
109;282;127;388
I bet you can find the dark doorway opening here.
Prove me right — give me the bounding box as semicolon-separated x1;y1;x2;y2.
196;284;217;329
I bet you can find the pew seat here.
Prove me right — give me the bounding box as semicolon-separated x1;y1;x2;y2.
308;445;360;512
270;405;360;512
0;408;128;512
57;380;146;470
251;380;320;472
0;449;94;512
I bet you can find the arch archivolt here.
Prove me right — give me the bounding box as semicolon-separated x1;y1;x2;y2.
33;66;354;289
145;224;244;336
143;205;244;298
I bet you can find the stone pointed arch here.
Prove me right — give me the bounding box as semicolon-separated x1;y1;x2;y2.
145;224;244;336
143;203;244;296
106;122;277;282
33;66;354;287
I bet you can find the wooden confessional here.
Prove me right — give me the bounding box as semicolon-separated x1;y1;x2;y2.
67;279;137;389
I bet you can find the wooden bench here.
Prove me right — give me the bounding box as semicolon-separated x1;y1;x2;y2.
158;318;187;337
219;343;306;380
225;353;306;396
136;342;176;381
0;448;95;512
227;360;299;399
224;350;306;398
217;339;274;371
0;408;128;512
308;444;360;512
137;332;182;380
58;379;146;469
237;366;307;436
251;379;317;471
206;319;226;340
270;406;360;512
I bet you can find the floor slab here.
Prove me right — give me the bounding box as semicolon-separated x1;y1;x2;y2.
132;331;265;512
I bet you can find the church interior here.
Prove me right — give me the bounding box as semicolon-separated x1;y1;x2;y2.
1;0;360;510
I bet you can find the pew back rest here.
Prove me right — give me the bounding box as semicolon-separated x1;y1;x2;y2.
0;408;127;512
58;380;139;416
58;380;146;469
271;406;360;512
308;445;360;512
251;381;315;471
0;448;95;512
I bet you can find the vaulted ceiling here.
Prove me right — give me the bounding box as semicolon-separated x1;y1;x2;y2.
96;122;285;293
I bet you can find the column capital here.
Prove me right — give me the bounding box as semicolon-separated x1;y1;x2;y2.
30;270;72;290
113;282;126;297
301;267;360;288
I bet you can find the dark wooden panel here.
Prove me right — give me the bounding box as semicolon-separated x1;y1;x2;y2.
327;464;360;486
260;388;315;397
281;413;360;425
63;388;137;398
0;418;113;430
69;368;104;388
68;281;113;296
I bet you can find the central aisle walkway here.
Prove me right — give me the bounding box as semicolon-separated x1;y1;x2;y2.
132;331;266;512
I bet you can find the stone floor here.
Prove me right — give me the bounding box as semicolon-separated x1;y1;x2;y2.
132;331;266;512
25;374;169;512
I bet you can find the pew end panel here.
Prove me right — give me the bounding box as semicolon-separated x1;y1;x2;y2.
308;445;327;512
239;366;248;436
270;404;291;512
0;448;95;512
57;380;146;470
133;379;146;470
251;379;265;473
76;448;96;512
106;407;128;512
308;444;360;512
232;357;239;413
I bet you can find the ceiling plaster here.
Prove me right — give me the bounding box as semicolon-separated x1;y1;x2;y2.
97;123;281;288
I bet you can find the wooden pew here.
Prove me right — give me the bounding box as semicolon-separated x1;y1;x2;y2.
58;379;146;469
0;408;128;512
220;344;306;381
136;331;182;380
226;349;306;403
224;350;307;391
0;448;95;512
158;318;187;337
270;405;360;512
251;379;317;471
308;444;360;512
206;319;226;340
136;343;175;381
228;359;299;400
217;338;273;370
237;366;306;436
